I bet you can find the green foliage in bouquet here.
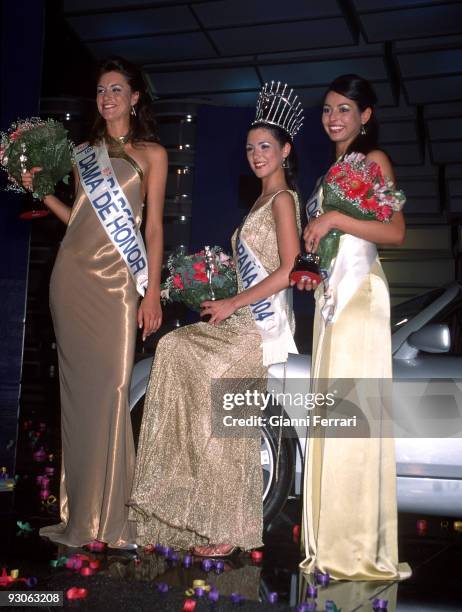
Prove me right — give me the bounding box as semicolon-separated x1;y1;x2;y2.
317;152;405;272
0;118;73;200
161;246;237;312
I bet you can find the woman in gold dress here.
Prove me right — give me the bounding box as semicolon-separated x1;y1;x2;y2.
129;84;303;557
21;57;167;548
295;74;410;580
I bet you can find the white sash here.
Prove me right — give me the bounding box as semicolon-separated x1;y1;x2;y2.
307;183;378;323
305;176;323;220
318;235;377;324
74;142;148;296
236;235;298;366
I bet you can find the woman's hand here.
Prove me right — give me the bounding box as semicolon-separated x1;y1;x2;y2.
303;211;337;253
200;297;237;325
20;166;42;192
290;276;319;292
20;167;71;223
137;293;162;341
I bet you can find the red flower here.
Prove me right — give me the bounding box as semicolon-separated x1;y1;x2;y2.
335;175;350;191
192;262;206;273
346;178;369;199
376;205;393;221
361;196;379;211
173;274;184;289
192;261;208;281
367;160;382;182
193;271;208;283
9;128;22;140
326;164;343;180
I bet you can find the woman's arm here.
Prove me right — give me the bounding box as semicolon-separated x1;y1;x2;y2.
202;191;300;324
137;143;168;340
304;209;405;253
21;166;76;225
304;150;406;252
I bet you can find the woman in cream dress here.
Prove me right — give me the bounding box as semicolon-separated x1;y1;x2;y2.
296;74;411;580
21;57;167;548
129;89;303;556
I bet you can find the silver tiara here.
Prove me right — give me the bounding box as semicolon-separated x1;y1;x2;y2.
253;81;304;139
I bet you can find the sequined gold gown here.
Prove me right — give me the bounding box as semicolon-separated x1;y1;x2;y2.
129;191;299;550
40;151;143;548
300;187;411;580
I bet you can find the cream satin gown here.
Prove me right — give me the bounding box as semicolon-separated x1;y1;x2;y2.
300;212;411;581
40;146;142;548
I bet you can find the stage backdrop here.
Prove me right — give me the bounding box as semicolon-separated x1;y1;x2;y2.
0;1;44;474
190;104;331;352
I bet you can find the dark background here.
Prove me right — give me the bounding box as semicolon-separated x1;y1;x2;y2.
1;0;461;480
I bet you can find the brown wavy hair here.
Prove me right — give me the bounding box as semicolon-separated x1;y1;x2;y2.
89;56;159;145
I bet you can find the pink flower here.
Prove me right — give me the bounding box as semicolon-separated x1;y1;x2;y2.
344;152;366;165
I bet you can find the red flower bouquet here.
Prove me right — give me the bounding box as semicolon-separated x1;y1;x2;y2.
160;246;237;312
318;152;405;271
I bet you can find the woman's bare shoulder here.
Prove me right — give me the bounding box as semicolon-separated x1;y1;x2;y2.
365;149;394;179
137;141;167;158
365;149;391;167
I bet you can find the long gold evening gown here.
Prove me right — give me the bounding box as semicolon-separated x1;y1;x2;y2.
40;148;142;548
300;185;411;580
129;190;299;550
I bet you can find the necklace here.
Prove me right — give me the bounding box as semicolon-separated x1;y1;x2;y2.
115;134;129;144
106;133;130;147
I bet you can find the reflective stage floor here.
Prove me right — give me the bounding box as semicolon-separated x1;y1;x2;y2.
1;412;461;611
1;485;461;611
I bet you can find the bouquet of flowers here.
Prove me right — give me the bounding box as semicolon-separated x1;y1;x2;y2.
0;118;73;200
161;246;237;312
318;152;405;271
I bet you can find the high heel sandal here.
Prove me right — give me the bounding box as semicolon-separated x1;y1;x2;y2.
191;544;238;558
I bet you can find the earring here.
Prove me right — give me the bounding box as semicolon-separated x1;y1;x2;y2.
282;157;289;168
360;124;366;135
131;105;137;117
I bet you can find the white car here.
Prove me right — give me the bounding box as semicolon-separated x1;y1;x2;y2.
130;282;462;523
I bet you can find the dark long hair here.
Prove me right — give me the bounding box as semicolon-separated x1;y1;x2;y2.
327;74;379;155
249;122;299;192
89;56;159;145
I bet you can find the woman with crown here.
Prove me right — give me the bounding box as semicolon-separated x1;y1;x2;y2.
296;74;411;580
129;83;303;556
